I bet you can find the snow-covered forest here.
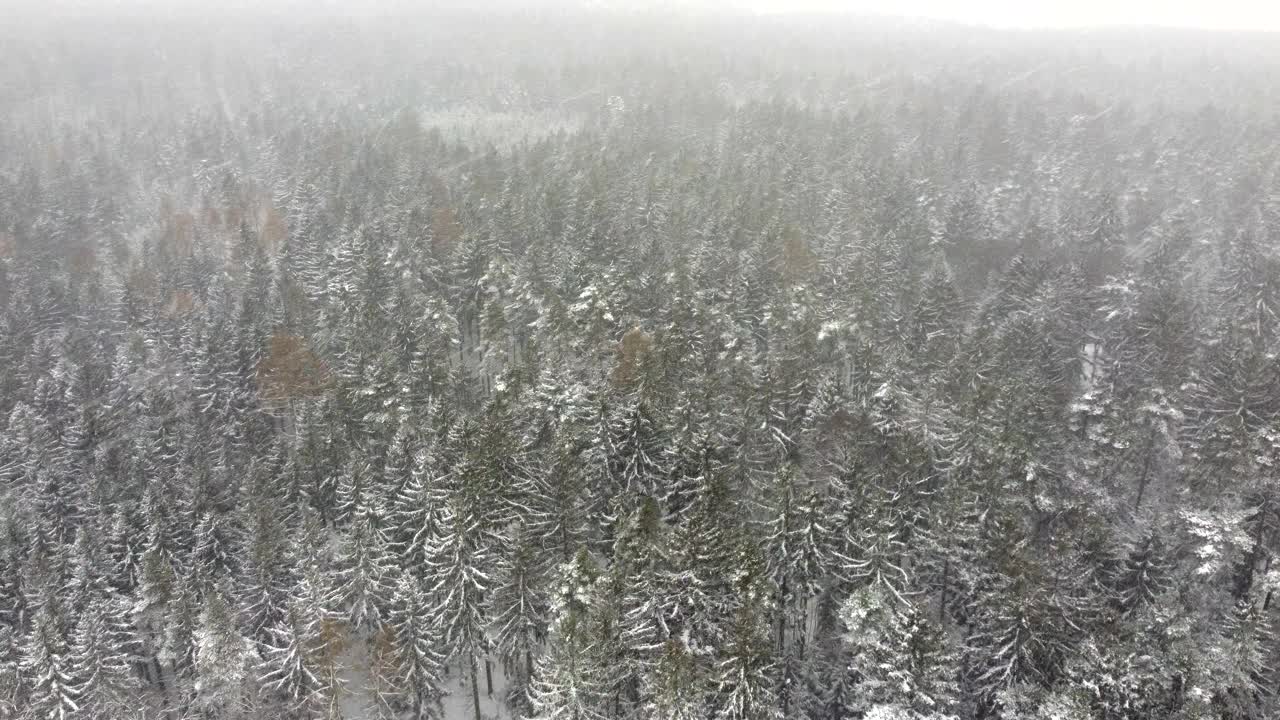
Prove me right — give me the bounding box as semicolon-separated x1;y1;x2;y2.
2;6;1280;720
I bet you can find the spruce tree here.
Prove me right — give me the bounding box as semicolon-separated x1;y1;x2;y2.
68;595;138;720
528;549;608;720
332;503;395;633
388;574;446;720
425;491;493;720
20;599;79;720
192;584;258;719
258;602;332;719
489;525;548;713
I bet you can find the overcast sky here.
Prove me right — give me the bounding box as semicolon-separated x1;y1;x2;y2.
5;0;1278;32
745;0;1280;31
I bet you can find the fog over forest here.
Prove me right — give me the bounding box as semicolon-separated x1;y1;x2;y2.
2;5;1280;720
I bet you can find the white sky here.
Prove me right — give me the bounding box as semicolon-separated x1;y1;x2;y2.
5;0;1278;31
744;0;1280;31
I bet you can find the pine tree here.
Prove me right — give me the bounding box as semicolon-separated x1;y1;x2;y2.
1204;597;1274;719
0;623;18;719
332;503;394;633
715;600;780;720
296;556;347;715
490;525;547;714
391;441;450;575
191;510;237;590
1116;531;1170;614
133;536;179;697
757;463;833;720
160;575;199;694
606;398;665;506
65;525;113;615
839;586;958;719
425;493;493;720
192;585;258;719
541;439;606;560
258;602;332;719
239;499;297;643
528;549;608;720
661;467;742;670
388;574;446;720
645;638;705;720
20;599;79;720
613;496;672;712
334;458;374;526
68;595;138;720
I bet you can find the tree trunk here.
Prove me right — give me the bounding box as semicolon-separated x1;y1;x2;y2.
1133;429;1157;510
939;559;950;630
776;576;788;655
152;658;166;696
780;655;791;717
485;656;494;697
797;593;809;660
470;651;483;720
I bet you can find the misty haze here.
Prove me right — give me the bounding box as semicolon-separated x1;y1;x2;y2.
2;3;1279;720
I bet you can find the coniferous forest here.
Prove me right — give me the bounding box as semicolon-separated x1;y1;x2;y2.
2;7;1280;720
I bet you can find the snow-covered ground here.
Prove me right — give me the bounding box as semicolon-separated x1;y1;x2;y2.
438;661;511;720
335;637;514;720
